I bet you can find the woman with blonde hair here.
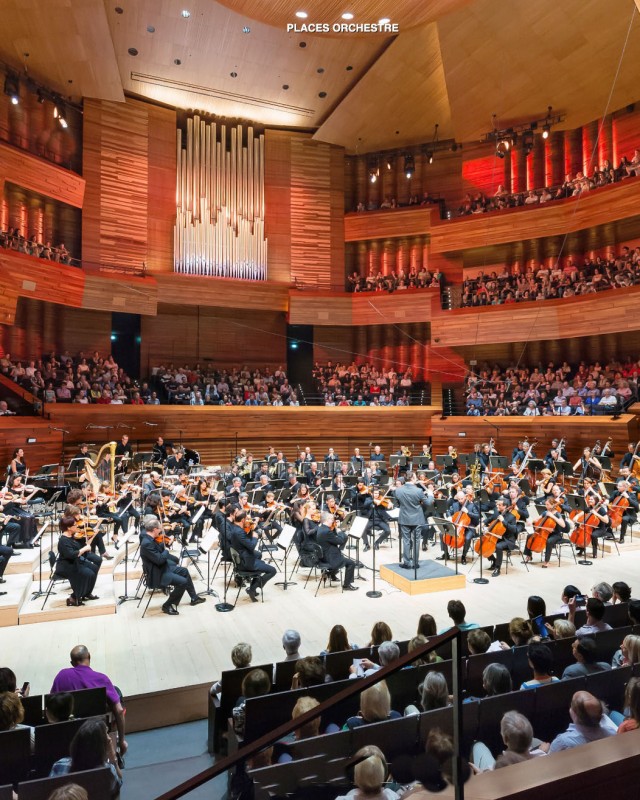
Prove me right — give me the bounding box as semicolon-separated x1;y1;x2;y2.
336;744;399;800
612;634;640;668
345;680;400;730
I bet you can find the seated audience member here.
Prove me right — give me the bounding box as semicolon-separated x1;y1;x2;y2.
232;668;271;737
276;696;325;759
335;744;399;800
438;599;478;633
405;672;450;716
611;677;640;732
482;663;513;697
570;597;612;636
591;582;614;604
467;629;491;655
629;599;640;626
520;643;559;689
407;635;439;665
45;692;75;723
0;666;22;694
612;581;632;604
542;691;617;752
562;637;612;679
472;710;546;771
292;656;327;688
47;785;88;800
612;634;640;668
0;690;33;737
547;619;577;640
321;624;359;655
349;641;400;679
282;629;302;662
368;621;394;646
416;613;438;639
345;681;401;730
506;617;535;647
210;642;252;696
49;718;122;798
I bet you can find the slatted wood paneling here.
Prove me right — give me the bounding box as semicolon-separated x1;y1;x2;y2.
264;130;292;284
146;102;177;273
0;141;85;207
345;207;434;242
0;250;84;308
81;273;158;316
289;289;438;326
154;274;289;312
431;414;639;471
0;417;63;472
139;305;287;373
82;99;149;272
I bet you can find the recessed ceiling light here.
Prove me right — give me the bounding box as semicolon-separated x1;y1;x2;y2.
128;47;138;56
299;41;307;48
230;71;238;78
174;58;182;65
282;84;289;90
147;25;155;33
114;6;123;13
346;65;353;71
242;26;250;33
342;12;354;20
295;11;308;18
378;18;390;24
318;91;327;98
317;67;324;74
181;9;191;18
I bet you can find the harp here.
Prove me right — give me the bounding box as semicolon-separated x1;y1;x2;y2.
82;441;117;495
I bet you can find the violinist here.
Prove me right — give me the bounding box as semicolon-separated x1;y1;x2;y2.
0;500;22;549
192;479;216;537
2;475;37;547
363;488;392;550
323;493;346;521
316;511;358;591
438;489;479;565
152;436;167;465
139;517;205;615
550;484;572;515
170;482;194;544
95;481;129;549
608;479;638;543
143;471;169;498
226;477;244;501
331;472;346;495
535;468;556;499
479;475;501;513
115;475;141;532
228;510;276;602
575;494;609;560
543;449;562;474
64;503;107;566
56;516;100;607
257;491;284;543
523;496;568;567
485;496;519;577
507;486;529;532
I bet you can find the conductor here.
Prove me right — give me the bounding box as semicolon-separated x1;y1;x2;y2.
394;472;427;571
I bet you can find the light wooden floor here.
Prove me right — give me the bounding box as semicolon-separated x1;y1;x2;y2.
3;534;638;700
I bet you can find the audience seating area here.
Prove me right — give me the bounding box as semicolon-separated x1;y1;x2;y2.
347;268;443;293
463;357;638;416
312;362;419;406
0;228;74;266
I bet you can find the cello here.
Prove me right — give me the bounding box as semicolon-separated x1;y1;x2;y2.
569;509;599;550
526;513;556;553
475;516;505;557
445;500;469;549
608;489;630;531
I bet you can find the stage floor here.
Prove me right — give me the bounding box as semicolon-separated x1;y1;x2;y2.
2;539;638;704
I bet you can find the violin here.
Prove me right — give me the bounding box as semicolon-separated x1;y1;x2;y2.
155;532;175;546
475;516;505;557
243;516;258;533
374;497;393;509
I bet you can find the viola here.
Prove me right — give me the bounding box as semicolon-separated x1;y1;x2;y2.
444;509;468;549
475;517;505;557
526;513;556;553
155;532;174;546
243;516;258;533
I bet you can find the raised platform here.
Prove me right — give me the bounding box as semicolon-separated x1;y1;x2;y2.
6;547;45;576
0;573;31;627
18;574;117;625
380;561;466;595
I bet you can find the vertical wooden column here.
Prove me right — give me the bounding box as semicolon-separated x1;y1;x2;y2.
599;114;614;167
530;137;545;190
545;131;564;187
511;240;524;274
369;240;381;276
582;120;598;173
398;238;410;276
354;325;367;366
564;129;582;176
510;148;526;194
355;156;367;209
381;239;394;276
356;242;368;277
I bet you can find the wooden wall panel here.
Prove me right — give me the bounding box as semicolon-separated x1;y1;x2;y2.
329;145;346;290
0;250;84;308
82;99;149;272
462;141;509;199
145;102;177;274
431;285;640;347
139;305;287;373
0;418;63;473
345;207;434;242
0;298;112;360
289;289;438;326
264;129;292;284
154;274;289;312
430;178;640;254
0;141;85;207
81;273;158;316
431;414;638;472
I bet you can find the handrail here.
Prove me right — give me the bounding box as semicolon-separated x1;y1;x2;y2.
155;628;464;800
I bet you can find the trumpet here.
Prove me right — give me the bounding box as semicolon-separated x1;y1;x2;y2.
450;448;458;459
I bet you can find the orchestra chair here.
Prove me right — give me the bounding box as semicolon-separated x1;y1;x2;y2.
299;542;343;596
273;660;299;693
0;727;31;785
0;785;12;800
548;536;578;566
351;713;421;760
229;547;265;605
16;766;112;800
250;755;346;797
41;551;71;611
20;694;45;727
137;558;169;618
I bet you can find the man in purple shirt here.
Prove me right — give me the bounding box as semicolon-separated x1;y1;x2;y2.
50;645;127;755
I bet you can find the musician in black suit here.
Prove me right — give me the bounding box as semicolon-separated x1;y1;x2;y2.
0;541;14;594
316;511;357;590
370;445;385;462
166;447;187;474
609;480;638;543
228;510;276;602
56;516;100;606
305;462;323;486
350;449;365;475
619;443;637;471
139;517;205;615
484;497;519;577
115;434;132;471
152;436;167;465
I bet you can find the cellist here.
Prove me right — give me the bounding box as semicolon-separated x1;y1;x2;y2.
437;488;479;565
608;479;638;544
485;496;519;577
522;496;568;567
575;494;609;560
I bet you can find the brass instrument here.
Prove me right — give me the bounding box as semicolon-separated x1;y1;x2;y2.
450;448;458;459
401;445;412;458
469;462;482;490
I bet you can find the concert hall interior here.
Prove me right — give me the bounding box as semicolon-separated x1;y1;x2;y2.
3;1;640;799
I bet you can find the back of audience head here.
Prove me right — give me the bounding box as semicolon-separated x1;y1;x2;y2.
562;584;582;603
420;672;449;711
47;785;89;800
586;597;606;621
527;643;554;676
570;691;605;728
417;613;437;638
591;582;613;603
294;656;326;688
291;696;321;739
352;749;388;794
326;625;350;653
360;680;392;722
612;581;632;604
408;635;437;665
467;628;491;655
378;641;400;666
509;617;533;645
46;692;75;723
69;719;110;772
629;599;640;626
483;663;513;696
623;677;640;725
574;636;598;664
231;642;252;669
0;691;23;730
369;621;393;646
621;635;640;665
0;667;17;693
501;711;533;754
447;599;467;626
241;668;271;699
527;595;546;620
553;619;576;639
282;629;301;656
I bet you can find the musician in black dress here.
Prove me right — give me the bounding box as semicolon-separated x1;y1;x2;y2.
228;510;276;602
139;517;205;615
522;496;568;566
57;516;100;606
573;447;602;484
316;511;357;590
609;480;638;543
576;494;610;560
485;497;519;577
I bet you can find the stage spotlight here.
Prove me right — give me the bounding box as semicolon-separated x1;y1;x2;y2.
495;141;508;159
54;104;68;128
4;73;20;105
427;151;434;164
386;159;392;170
542;123;550;139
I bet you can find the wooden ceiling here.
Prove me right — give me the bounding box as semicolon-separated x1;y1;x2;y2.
0;0;638;152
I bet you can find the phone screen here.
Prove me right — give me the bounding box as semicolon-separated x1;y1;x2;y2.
532;615;548;638
20;682;30;696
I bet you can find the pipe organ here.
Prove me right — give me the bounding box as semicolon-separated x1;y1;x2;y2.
174;116;267;279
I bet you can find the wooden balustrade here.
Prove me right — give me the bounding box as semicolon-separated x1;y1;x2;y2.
344;207;435;242
0;140;85;207
288;288;438;326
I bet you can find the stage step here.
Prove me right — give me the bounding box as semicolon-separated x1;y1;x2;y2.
6;547;46;576
602;540;640;554
0;573;32;627
18;574;117;625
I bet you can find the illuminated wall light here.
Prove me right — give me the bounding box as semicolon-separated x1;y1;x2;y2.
542;124;550;139
181;9;191;18
4;73;20;105
295;10;308;18
342;12;354;19
378;18;390;24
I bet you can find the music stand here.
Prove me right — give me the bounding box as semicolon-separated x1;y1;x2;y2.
346;515;368;581
274;524;297;590
30;521;51;600
431;517;460;575
116;529;140;604
436;455;453;470
556;461;574;486
132;452;155;469
599;456;612;472
489;456;508;471
197;527;221;598
389;455;406;472
215;520;234;613
415;457;431;469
